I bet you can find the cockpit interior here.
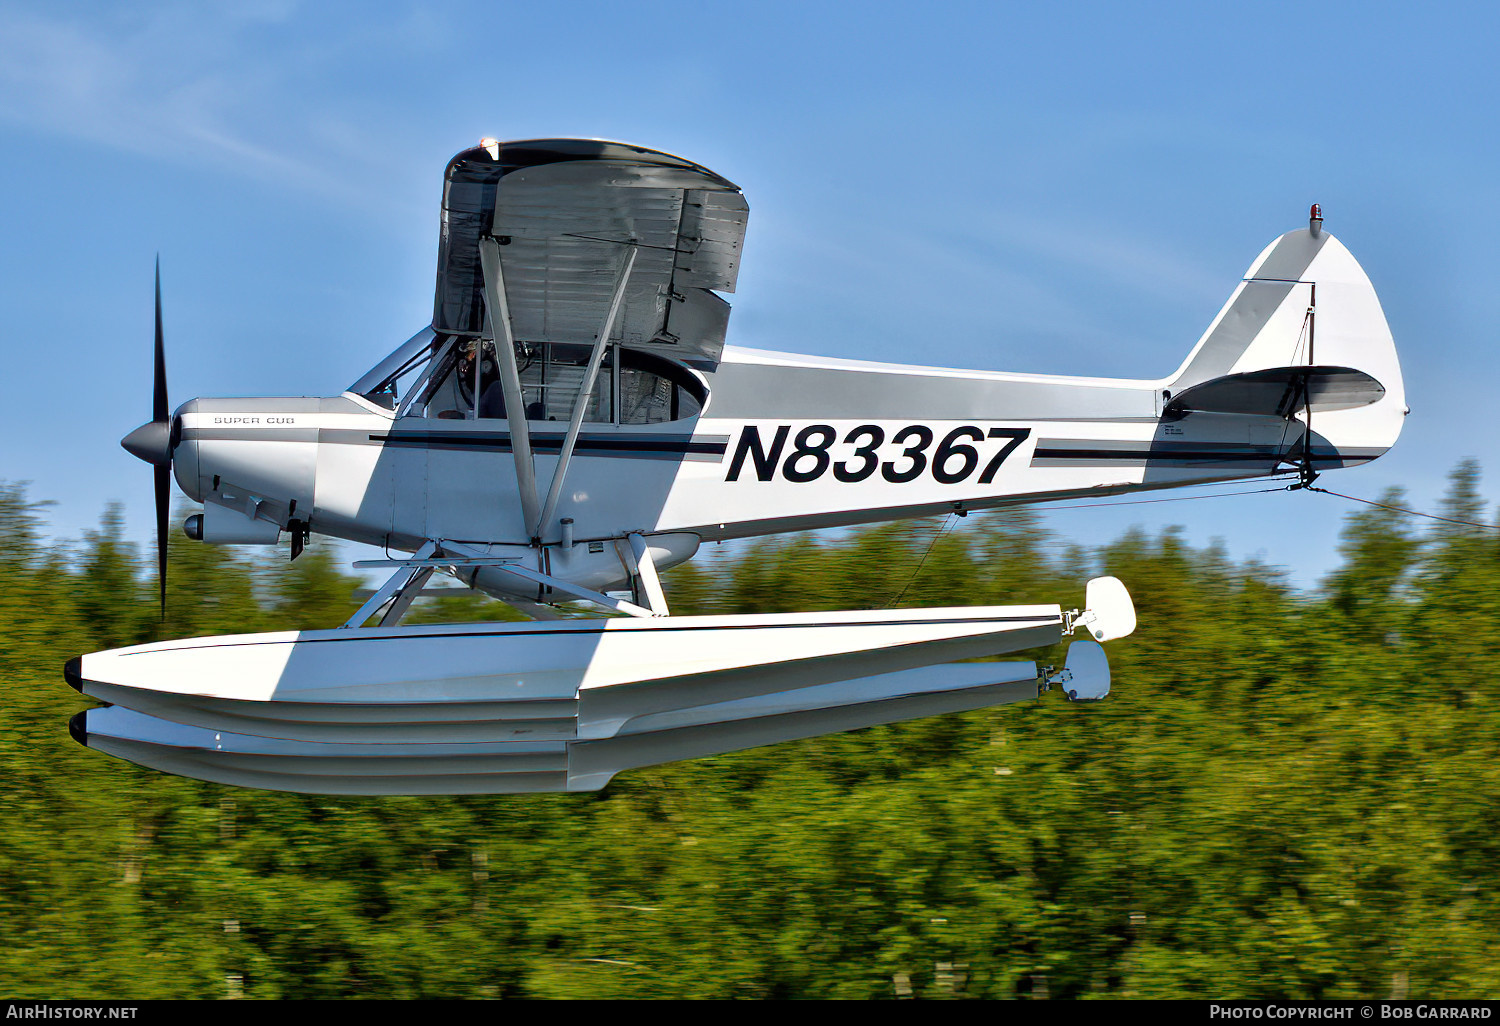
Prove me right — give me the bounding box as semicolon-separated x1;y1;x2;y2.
350;330;706;426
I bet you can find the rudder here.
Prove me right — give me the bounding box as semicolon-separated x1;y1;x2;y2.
1164;215;1405;463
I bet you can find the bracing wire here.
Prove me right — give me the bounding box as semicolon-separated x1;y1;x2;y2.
1045;480;1500;531
882;479;1497;609
1306;485;1499;531
884;481;1297;606
886;513;957;608
1034;483;1294;512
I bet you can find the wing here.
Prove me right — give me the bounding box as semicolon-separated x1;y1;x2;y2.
432;139;748;368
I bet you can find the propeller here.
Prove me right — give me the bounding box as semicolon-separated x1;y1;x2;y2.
120;258;178;616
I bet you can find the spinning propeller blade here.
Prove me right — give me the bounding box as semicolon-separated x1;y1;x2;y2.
120;258;175;617
153;259;167;425
153;260;168;615
154;463;169;615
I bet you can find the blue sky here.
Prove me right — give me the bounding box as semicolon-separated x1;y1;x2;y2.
1;1;1496;587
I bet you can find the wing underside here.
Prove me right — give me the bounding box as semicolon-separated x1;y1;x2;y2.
432;139;748;367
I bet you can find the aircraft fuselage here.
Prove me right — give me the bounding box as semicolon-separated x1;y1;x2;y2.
171;341;1392;600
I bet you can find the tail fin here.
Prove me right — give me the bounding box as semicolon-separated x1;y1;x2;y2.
1165;219;1405;459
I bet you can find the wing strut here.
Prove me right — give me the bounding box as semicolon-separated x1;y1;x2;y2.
350;541;659;621
535;245;639;541
626;532;670;616
437;540;657;618
340;540;438;628
496;561;655;618
478;237;543;538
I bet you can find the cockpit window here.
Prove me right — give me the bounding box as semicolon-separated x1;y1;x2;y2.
349;328;439;410
619;349;704;423
521;343;614;423
352;332;704;424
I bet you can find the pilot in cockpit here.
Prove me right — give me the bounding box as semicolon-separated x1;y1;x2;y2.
452;339;508;419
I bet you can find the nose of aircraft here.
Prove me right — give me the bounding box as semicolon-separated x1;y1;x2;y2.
120;416;179;467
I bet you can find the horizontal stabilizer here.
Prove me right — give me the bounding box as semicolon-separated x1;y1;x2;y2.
1164;365;1384;421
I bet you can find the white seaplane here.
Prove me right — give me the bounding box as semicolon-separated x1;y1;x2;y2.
67;139;1404;795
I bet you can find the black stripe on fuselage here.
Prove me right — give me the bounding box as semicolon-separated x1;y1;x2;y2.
1034;447;1283;463
369;432;729;461
1030;441;1378;467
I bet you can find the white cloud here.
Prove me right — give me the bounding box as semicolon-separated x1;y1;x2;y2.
0;3;423;211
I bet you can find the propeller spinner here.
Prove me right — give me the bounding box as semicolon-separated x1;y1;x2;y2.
119;259;178;616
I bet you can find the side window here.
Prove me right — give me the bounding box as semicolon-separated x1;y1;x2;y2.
414;341;616;422
364;336;705;424
618;352;705;424
619;366;672;424
522;344;612;423
419;341;496;420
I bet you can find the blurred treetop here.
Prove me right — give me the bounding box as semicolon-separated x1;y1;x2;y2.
2;466;1499;1000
